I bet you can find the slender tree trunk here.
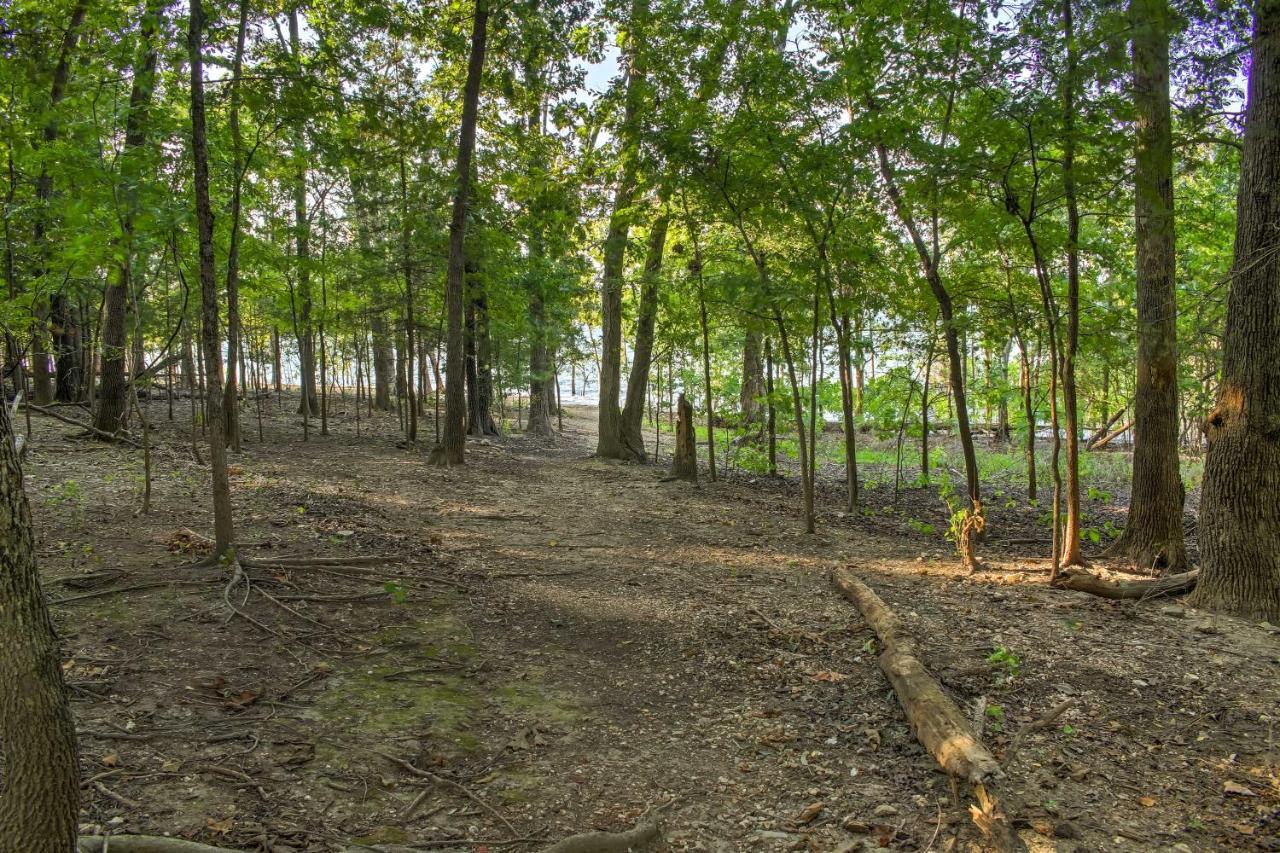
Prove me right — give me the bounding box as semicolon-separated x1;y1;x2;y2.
431;0;488;465
189;0;234;557
289;10;319;418
619;210;669;459
691;220;717;480
1059;0;1084;565
766;337;777;475
399;153;418;443
1189;0;1280;620
222;0;251;451
0;382;79;851
1108;0;1187;573
596;0;647;460
96;0;162;435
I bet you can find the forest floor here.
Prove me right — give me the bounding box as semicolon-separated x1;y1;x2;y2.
26;395;1280;852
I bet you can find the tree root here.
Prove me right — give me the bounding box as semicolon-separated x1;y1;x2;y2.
537;802;672;853
1054;567;1198;600
28;402;143;447
78;837;245;853
832;567;1020;851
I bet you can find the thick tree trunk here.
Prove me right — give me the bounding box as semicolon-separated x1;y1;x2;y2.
619;211;669;460
431;0;488;466
371;314;394;411
1108;0;1187;573
50;293;83;403
1189;0;1280;621
527;290;555;436
0;382;79;852
95;0;161;436
189;0;234;557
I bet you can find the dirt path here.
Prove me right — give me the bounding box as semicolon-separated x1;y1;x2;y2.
28;400;1279;851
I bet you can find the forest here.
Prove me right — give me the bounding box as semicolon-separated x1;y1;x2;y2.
1;0;1278;850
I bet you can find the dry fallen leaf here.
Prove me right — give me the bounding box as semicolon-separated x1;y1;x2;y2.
813;671;848;682
1137;796;1156;807
100;752;119;767
1223;781;1257;797
206;816;234;834
791;801;824;825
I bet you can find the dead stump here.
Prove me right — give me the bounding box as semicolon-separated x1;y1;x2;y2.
671;393;698;483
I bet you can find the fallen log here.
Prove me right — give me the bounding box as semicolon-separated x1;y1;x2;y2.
79;836;244;853
832;568;1018;850
1086;419;1133;451
26;402;142;447
1054;567;1198;600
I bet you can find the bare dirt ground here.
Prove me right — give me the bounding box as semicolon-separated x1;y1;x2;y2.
25;395;1280;852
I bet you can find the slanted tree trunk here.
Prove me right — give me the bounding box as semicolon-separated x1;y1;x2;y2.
1188;0;1280;621
96;0;162;436
1108;0;1187;574
188;0;235;557
431;0;488;466
671;393;698;482
0;377;79;852
619;210;669;460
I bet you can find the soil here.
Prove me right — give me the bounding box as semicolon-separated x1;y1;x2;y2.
24;395;1280;852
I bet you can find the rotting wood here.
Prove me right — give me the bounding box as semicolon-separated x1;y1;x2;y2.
1055;566;1198;600
831;567;1018;851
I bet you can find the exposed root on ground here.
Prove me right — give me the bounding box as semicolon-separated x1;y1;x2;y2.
78;837;245;853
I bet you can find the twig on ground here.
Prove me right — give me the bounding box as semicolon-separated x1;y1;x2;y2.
374;750;520;838
1002;698;1075;769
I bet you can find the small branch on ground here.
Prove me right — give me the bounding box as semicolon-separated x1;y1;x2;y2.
1003;698;1075;769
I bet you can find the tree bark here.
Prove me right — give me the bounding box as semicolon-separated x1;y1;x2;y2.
1188;0;1280;621
371;314;394;411
188;0;235;557
596;0;647;460
1108;0;1187;573
619;211;669;460
222;0;251;451
431;0;488;466
0;373;79;852
741;328;765;427
95;0;162;436
671;393;698;482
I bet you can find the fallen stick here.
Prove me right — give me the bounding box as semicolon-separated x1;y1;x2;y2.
1002;698;1074;769
831;568;1016;850
27;402;143;447
1087;419;1133;451
79;836;244;852
375;751;520;838
1055;567;1198;600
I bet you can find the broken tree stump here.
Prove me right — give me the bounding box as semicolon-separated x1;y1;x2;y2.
832;567;1019;850
671;393;698;483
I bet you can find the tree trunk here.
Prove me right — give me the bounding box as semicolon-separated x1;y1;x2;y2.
1188;0;1280;621
671;393;698;482
465;266;498;436
527;289;555;436
95;0;162;436
431;0;488;466
619;211;669;460
741;328;765;427
1108;0;1187;574
188;0;235;558
1059;0;1084;566
222;0;250;451
596;0;647;460
371;314;394;411
0;380;79;852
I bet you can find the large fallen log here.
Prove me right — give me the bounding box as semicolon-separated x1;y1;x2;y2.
26;402;142;447
832;568;1017;850
1055;566;1198;600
